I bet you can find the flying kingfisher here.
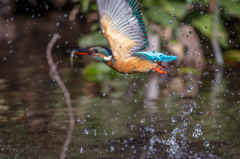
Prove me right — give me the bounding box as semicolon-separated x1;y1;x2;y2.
69;0;177;74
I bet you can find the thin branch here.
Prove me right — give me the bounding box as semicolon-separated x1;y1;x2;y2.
46;33;75;159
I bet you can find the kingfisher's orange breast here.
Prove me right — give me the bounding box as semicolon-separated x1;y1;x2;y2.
107;57;158;74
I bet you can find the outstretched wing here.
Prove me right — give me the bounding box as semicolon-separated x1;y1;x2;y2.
96;0;148;60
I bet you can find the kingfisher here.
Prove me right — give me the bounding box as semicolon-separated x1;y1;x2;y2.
69;0;177;74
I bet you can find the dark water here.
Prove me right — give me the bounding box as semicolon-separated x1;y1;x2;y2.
0;12;240;158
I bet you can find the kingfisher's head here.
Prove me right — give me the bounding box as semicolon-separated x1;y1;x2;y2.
71;47;113;63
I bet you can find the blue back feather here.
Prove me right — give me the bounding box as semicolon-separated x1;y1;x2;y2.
134;51;178;62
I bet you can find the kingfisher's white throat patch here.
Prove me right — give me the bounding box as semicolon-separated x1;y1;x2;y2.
104;56;112;61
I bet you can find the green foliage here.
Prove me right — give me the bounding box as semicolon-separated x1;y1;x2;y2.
90;22;100;32
81;0;90;13
192;14;229;49
83;63;123;82
78;32;109;48
146;7;178;29
222;0;240;19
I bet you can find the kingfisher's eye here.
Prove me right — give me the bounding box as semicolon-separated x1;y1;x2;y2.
92;49;98;53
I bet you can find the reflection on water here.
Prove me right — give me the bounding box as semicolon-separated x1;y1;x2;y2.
0;13;240;158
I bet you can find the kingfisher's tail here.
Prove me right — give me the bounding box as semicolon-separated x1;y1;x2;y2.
134;51;178;62
157;54;178;62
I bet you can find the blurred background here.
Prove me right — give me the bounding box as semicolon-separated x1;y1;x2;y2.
0;0;240;158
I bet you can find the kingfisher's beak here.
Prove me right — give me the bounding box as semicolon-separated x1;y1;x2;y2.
67;49;95;55
75;49;93;55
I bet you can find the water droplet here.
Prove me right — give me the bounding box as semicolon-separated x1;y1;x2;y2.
77;118;81;122
150;128;154;134
103;93;106;97
205;26;208;29
203;141;209;147
84;128;88;134
141;118;146;123
189;30;192;34
187;107;193;114
110;146;115;152
187;86;193;92
171;117;178;123
169;19;172;24
200;11;204;14
187;79;194;92
192;132;198;138
87;114;90;118
152;50;156;53
80;147;83;153
151;118;154;122
219;37;222;39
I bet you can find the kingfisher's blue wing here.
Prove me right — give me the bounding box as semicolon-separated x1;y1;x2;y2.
96;0;148;60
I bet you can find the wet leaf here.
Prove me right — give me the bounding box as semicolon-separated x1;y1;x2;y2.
222;0;240;19
162;1;187;19
178;67;199;74
224;50;240;63
78;32;109;48
82;0;90;13
90;22;100;32
146;7;178;28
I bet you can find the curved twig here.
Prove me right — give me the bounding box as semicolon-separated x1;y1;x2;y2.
46;33;75;159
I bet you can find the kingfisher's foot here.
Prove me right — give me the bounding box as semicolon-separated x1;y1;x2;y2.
158;63;168;70
152;67;167;74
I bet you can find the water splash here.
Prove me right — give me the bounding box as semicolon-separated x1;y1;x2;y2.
192;123;202;138
147;101;219;158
